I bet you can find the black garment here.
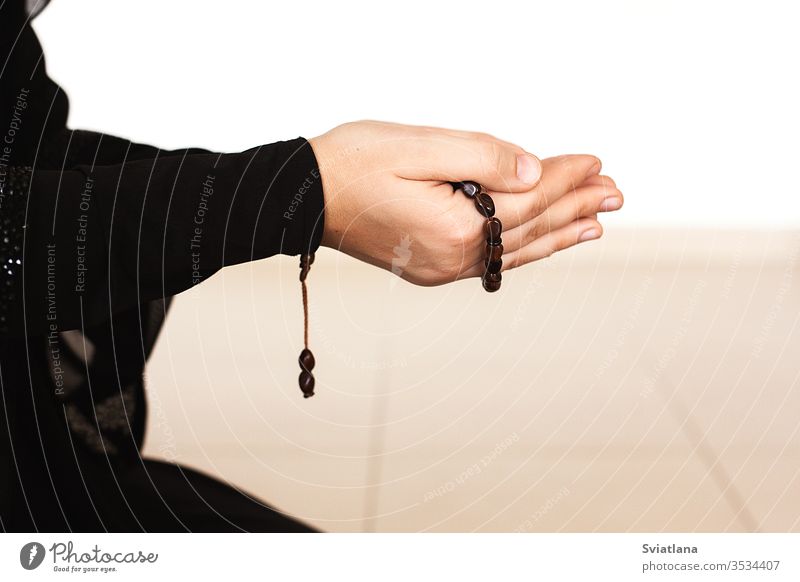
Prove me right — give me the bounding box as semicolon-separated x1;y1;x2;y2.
1;0;324;531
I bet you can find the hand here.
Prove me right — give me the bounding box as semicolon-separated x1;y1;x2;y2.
310;121;623;285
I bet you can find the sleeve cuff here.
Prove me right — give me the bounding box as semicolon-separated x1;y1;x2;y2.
244;136;325;261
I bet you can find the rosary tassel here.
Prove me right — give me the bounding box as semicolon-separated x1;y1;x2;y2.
298;253;316;397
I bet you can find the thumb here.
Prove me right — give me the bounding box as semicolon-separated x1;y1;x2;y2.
393;132;542;193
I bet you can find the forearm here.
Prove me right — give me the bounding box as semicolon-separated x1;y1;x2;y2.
1;137;325;337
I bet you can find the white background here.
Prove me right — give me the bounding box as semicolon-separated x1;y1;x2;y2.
34;0;800;228
19;0;800;541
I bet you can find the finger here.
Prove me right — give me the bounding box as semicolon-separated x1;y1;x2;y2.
496;183;623;253
489;154;602;230
458;217;603;279
371;120;530;156
505;217;603;269
581;174;616;189
392;130;543;192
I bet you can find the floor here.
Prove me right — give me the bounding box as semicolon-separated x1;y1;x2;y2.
143;227;800;532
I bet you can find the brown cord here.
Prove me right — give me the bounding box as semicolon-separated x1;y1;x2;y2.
301;274;309;348
296;181;496;399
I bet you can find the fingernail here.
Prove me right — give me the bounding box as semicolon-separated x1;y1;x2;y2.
517;153;542;185
586;161;601;178
600;197;622;211
579;228;600;242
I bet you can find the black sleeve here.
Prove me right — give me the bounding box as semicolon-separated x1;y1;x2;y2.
0;138;325;337
0;0;325;338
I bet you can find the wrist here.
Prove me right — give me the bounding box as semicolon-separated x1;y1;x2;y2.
309;133;344;249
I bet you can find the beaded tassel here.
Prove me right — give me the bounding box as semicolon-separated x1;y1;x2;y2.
298;253;316;397
295;181;498;399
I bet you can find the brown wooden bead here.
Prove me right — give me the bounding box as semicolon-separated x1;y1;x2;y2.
460;181;481;198
482;275;502;292
474;192;495;218
484;258;503;274
299;348;315;373
453;180;506;293
485;218;502;243
299;370;315;398
485;243;503;262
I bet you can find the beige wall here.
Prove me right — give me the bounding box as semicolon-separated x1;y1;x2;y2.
143;228;800;532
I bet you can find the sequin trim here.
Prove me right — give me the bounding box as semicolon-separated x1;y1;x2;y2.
0;166;31;334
